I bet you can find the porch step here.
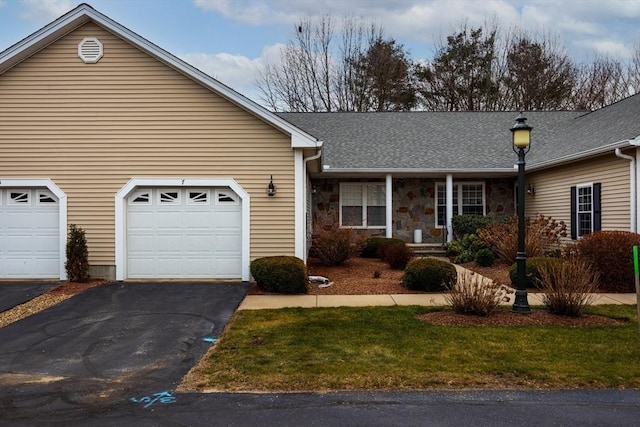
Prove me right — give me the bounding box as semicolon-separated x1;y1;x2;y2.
406;243;447;257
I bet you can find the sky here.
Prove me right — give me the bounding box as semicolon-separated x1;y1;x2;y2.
0;0;639;104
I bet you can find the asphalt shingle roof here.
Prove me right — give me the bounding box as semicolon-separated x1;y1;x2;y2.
278;94;640;173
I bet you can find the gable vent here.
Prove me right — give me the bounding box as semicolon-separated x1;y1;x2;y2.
78;37;103;64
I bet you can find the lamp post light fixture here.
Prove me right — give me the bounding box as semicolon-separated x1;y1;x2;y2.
511;112;532;314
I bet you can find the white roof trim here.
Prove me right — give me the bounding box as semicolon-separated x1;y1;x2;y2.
0;4;321;150
320;167;516;174
528;139;633;171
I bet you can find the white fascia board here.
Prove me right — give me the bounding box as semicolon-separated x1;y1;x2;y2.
320;167;516;174
528;140;632;171
0;5;321;150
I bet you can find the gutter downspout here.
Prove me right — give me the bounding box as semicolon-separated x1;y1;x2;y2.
303;149;322;262
615;147;637;233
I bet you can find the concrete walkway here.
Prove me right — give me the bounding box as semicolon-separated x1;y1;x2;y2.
239;292;638;310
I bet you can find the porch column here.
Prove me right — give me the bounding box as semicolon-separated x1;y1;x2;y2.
446;174;454;242
386;174;393;238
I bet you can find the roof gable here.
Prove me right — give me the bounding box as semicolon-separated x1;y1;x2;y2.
0;3;321;149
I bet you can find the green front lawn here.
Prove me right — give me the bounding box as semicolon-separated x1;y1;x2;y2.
188;305;640;391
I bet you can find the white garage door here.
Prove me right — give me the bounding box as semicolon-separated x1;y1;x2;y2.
0;188;60;278
127;188;242;279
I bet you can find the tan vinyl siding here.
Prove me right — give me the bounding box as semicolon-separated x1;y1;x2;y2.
526;153;631;234
0;23;295;267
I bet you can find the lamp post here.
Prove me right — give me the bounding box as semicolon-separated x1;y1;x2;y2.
511;112;532;314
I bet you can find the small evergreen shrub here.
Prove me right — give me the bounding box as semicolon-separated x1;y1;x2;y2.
65;224;90;282
509;257;564;288
446;233;490;264
452;214;494;239
312;226;362;267
250;256;308;294
576;231;640;292
535;256;599;317
474;248;495;267
445;271;513;316
361;237;405;258
402;258;457;292
381;243;414;269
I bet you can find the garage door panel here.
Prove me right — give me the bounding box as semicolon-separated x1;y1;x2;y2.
127;187;242;279
0;188;60;279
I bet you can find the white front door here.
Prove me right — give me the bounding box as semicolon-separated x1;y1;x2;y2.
0;189;60;278
127;188;242;279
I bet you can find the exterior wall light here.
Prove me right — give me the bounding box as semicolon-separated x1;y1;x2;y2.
267;175;276;197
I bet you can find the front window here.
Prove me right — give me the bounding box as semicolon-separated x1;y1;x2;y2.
577;184;593;237
340;183;386;228
436;182;485;227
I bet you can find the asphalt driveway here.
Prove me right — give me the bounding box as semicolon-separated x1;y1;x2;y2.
0;281;250;423
0;282;61;312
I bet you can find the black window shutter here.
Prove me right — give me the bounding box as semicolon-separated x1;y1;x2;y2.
570;186;577;239
593;182;602;232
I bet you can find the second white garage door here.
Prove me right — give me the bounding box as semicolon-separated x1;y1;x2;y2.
127;188;242;279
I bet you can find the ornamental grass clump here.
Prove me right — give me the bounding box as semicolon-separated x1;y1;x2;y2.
445;271;513;316
479;214;566;264
534;256;599;317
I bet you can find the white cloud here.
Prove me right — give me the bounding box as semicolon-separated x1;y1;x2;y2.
179;43;286;104
19;0;72;21
574;39;634;59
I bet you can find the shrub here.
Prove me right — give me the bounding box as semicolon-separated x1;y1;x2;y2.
65;224;90;282
474;248;495;267
445;271;513;316
576;231;640;292
381;243;414;269
402;258;457;292
312;226;362;267
250;256;308;294
452;214;495;239
479;214;567;263
361;237;405;259
534;256;599;317
509;257;564;288
446;233;491;264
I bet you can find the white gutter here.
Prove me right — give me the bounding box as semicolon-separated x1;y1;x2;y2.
301;149;322;262
321;167;515;174
615;142;639;233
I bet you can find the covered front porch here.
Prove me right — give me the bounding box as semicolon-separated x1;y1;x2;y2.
310;175;516;245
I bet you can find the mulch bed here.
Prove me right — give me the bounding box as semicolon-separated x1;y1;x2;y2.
418;309;627;327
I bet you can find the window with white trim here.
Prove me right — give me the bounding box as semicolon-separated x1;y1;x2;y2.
159;190;180;204
9;191;30;205
129;190;151;205
216;190;238;205
188;190;209;205
436;182;485;227
37;190;57;204
340;183;386;228
577;184;593;238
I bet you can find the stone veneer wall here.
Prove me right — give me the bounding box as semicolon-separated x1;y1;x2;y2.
310;178;515;243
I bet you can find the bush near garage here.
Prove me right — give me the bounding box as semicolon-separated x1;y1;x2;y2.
402;258;457;292
575;230;640;292
250;256;308;294
65;224;90;282
446;233;492;264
